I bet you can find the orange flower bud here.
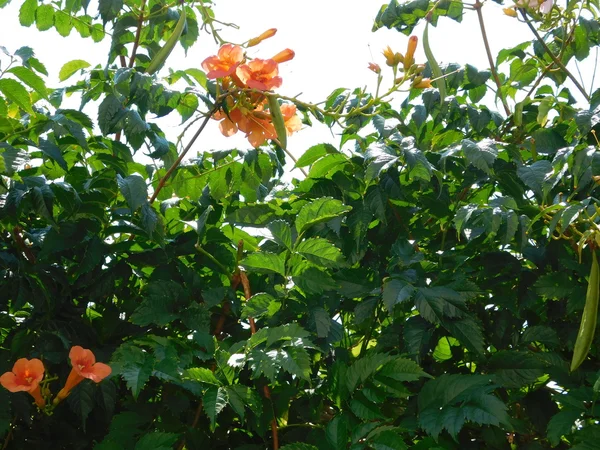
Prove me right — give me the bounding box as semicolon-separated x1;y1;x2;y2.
503;7;518;16
404;36;418;70
247;28;277;47
271;48;295;64
383;46;396;66
368;62;381;74
413;78;433;89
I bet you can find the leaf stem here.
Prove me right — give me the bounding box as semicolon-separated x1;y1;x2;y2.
474;0;511;116
519;8;590;102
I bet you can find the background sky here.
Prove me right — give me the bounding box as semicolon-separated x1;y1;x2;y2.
0;0;596;174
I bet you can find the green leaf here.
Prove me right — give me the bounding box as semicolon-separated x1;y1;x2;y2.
54;11;72;36
37;138;67;170
326;415;349;450
517;160;553;197
443;317;485;357
98;94;124;135
59;59;90;82
350;392;385;420
203;386;228;430
19;0;36;26
419;374;510;440
521;325;559;347
183;367;221;386
488;351;546;388
295;237;345;268
117;174;147;212
295;197;352;234
0;79;33;113
35;4;54;31
295;264;339;295
8;66;47;98
112;344;154;400
241;252;286;276
134;432;179;450
241;293;281;320
414;287;466;324
268;219;293;249
462;139;497;174
295;143;339;167
346;353;393;392
377;357;431;382
67;382;95;431
383;278;414;312
131;281;183;327
547;409;581;446
99;0;123;23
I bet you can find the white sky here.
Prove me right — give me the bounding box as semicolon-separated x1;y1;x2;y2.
0;0;596;170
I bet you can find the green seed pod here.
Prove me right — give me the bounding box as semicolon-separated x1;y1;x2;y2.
268;94;287;150
571;250;599;372
146;7;187;75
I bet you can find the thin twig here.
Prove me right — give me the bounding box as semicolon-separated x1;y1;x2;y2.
129;0;147;68
474;0;511;116
519;8;590;102
149;106;218;203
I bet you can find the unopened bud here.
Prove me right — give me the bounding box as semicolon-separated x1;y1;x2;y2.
413;64;425;74
247;28;277;47
368;62;381;74
271;48;295;64
413;77;432;89
503;7;518;17
405;36;418;65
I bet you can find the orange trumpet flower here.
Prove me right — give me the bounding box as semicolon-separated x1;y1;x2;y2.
54;346;111;403
0;358;46;408
201;44;244;79
236;58;283;91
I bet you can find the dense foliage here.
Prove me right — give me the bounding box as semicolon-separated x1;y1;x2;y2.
1;0;600;448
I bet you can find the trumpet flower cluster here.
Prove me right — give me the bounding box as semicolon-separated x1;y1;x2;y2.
0;346;111;410
369;36;432;89
201;30;302;148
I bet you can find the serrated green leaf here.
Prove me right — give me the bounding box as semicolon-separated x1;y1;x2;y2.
489;351;546;388
241;252;286;276
547;409;581;446
295;237;345;268
203;386;228;429
0;78;33;113
241;292;281;320
8;66;47;98
59;59;90;82
35;4;54;31
117;174;147;212
134;432;179;450
19;0;36;26
295;143;339;168
295;197;352;234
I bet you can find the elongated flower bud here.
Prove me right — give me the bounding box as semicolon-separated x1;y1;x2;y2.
247;28;277;47
404;36;418;70
271;48;295;64
413;77;432;89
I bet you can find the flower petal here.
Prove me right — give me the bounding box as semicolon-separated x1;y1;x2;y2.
87;363;112;383
0;372;25;392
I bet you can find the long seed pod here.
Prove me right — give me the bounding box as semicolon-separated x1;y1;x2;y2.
268;94;287;149
571;250;599;372
146;7;187;75
422;22;446;105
